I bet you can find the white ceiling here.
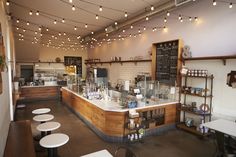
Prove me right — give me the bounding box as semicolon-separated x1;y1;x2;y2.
6;0;177;60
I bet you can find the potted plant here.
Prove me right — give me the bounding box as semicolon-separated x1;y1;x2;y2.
0;55;7;72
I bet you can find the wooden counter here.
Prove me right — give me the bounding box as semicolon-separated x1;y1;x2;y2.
62;87;177;142
20;86;60;101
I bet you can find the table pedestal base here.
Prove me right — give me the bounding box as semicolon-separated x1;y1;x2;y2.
48;148;58;157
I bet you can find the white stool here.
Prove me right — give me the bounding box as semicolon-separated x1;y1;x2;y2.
33;114;54;124
40;133;69;157
32;108;51;115
37;122;61;137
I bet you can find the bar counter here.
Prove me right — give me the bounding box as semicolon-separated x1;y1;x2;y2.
61;87;178;142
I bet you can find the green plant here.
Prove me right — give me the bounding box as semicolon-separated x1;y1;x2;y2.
0;55;7;72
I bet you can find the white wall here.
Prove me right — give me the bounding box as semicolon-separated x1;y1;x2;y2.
88;0;236;119
0;1;15;156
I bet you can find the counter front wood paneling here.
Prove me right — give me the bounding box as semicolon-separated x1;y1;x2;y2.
20;86;60;101
62;88;177;139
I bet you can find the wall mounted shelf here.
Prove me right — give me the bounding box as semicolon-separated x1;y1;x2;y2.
85;59;151;66
182;55;236;65
16;61;65;64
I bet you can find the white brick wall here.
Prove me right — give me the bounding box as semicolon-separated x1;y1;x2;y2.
94;62;151;86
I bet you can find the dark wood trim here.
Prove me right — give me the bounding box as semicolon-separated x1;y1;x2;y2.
182;55;236;65
85;59;151;65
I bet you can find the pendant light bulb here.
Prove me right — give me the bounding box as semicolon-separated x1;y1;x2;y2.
167;11;170;17
229;3;233;8
125;12;128;17
74;26;77;30
29;10;33;15
36;11;39;16
143;26;146;30
164;17;167;23
146;16;149;21
99;6;103;11
96;15;99;20
16;19;19;23
69;0;72;3
130;25;133;29
72;5;75;11
6;1;10;6
194;17;198;22
62;18;65;23
189;17;192;21
115;22;118;25
46;28;49;31
151;5;154;11
54;20;57;24
27;22;30;25
85;24;88;28
178;15;182;20
213;0;217;6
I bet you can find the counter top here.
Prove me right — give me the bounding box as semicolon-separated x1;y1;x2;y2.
21;85;60;88
62;87;178;112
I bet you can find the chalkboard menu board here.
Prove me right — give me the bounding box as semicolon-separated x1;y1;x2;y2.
155;40;180;85
64;56;82;76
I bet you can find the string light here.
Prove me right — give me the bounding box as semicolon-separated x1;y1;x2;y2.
91;32;94;34
72;5;75;11
167;11;170;17
96;15;99;20
36;11;39;16
164;17;167;23
189;17;192;21
6;1;10;6
85;24;88;28
151;5;154;11
138;29;141;33
99;6;103;11
125;12;128;17
178;15;182;20
180;18;183;22
54;20;57;24
46;28;49;31
122;29;125;33
229;3;233;8
29;10;33;15
69;0;72;3
194;17;198;22
38;27;41;31
27;22;30;25
74;26;77;30
23;29;26;32
16;19;19;23
145;16;149;21
105;28;108;32
143;26;146;30
16;27;19;30
62;18;65;23
130;25;133;29
115;22;118;25
213;0;216;6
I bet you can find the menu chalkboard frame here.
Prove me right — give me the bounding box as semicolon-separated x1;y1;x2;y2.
64;56;82;76
151;39;183;86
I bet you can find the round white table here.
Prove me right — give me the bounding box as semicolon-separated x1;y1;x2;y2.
32;108;51;115
37;122;61;137
40;133;69;157
33;114;54;123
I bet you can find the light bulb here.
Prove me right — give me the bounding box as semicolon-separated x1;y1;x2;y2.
96;15;98;20
6;1;9;6
213;0;216;6
189;17;192;21
46;28;49;31
99;6;103;11
229;3;233;8
54;20;57;24
130;25;133;29
72;5;75;11
91;32;94;34
138;29;141;33
180;18;183;22
125;12;128;17
63;32;66;35
69;0;72;3
36;11;39;16
27;22;30;25
178;15;182;20
16;27;19;30
77;36;81;39
123;29;125;33
74;26;77;30
115;22;118;25
167;11;170;16
29;10;33;15
59;33;61;36
35;31;37;34
85;24;88;28
106;34;109;37
23;29;26;32
143;26;146;30
62;18;65;23
151;5;154;11
194;17;198;22
105;28;108;31
16;19;19;23
164;17;167;23
146;16;149;21
39;27;41;31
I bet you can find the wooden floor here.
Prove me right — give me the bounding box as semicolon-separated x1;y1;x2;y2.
16;100;216;157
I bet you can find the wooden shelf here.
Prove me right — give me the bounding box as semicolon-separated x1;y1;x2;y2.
177;123;208;136
182;55;236;65
181;91;213;98
181;75;214;79
85;59;151;65
16;61;64;64
178;107;211;116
